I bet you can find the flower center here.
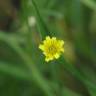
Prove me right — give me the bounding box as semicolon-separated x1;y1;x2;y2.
47;45;57;55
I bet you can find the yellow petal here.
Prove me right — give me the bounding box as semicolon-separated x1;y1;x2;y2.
61;40;64;45
46;36;51;40
61;48;64;52
54;53;60;59
39;44;44;50
45;56;54;62
45;57;50;62
43;36;51;44
52;37;56;40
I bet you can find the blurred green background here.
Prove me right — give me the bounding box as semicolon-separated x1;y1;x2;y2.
0;0;96;96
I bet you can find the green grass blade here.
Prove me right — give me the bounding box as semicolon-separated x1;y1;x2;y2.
0;32;54;96
30;0;52;39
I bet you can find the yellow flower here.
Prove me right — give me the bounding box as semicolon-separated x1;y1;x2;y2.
39;36;64;62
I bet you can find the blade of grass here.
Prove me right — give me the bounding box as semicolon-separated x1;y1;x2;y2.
62;87;82;96
45;0;56;9
80;0;96;10
41;9;63;19
59;56;96;90
30;0;52;39
0;62;33;81
0;32;54;96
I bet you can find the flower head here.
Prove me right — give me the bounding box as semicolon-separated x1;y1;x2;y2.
39;36;64;62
